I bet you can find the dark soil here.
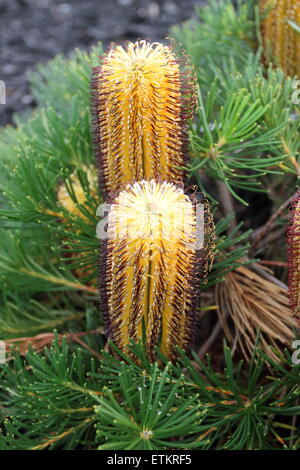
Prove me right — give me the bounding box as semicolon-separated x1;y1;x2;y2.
0;0;204;127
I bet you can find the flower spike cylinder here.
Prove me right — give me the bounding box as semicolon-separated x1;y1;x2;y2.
287;191;300;316
99;180;215;361
260;0;300;77
92;40;196;197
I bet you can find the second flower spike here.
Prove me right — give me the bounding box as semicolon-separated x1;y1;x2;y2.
260;0;300;78
99;180;215;361
92;40;196;197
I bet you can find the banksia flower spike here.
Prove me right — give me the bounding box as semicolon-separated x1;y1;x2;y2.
92;40;196;197
260;0;300;77
100;180;215;361
287;191;300;317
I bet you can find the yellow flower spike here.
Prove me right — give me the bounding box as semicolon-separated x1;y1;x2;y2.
260;0;300;77
100;180;215;361
92;40;196;197
57;165;98;221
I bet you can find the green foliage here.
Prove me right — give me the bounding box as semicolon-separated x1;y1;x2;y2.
0;45;103;347
0;336;100;450
0;0;299;451
207;215;253;286
188;61;299;204
0;338;299;450
174;1;300;204
95;363;205;450
172;0;256;80
0;291;98;339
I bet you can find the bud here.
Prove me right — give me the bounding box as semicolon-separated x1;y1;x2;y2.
57;166;98;285
99;180;215;361
57;165;98;220
92;40;196;197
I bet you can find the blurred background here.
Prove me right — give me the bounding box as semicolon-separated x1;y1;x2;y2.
0;0;204;127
